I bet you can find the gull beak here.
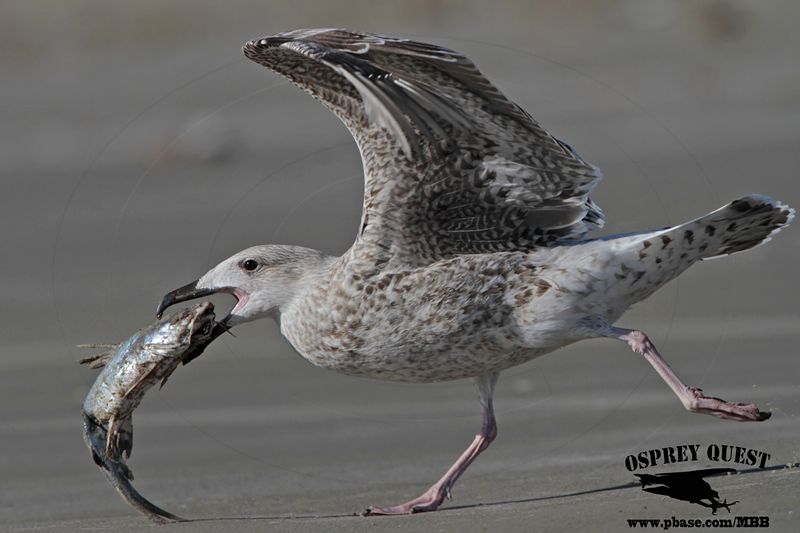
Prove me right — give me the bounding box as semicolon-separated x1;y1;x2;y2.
156;280;217;319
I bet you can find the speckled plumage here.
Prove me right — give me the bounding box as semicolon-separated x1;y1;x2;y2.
243;29;605;264
234;29;794;384
159;29;794;514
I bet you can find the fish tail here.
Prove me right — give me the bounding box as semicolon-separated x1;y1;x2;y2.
82;413;185;523
102;464;185;523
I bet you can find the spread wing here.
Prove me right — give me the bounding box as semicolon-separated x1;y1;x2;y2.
243;29;604;265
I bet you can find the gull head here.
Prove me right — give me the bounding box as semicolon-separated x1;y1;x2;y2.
157;244;329;327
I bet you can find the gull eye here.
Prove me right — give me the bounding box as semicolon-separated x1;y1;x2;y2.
242;259;259;272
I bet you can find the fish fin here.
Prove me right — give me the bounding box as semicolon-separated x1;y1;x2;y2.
77;343;118;349
90;448;104;468
123;361;173;397
118;358;179;393
118;461;134;481
118;417;134;459
78;353;113;369
77;343;119;369
106;416;120;458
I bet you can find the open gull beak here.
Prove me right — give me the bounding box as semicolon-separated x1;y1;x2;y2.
157;280;246;326
156;280;218;319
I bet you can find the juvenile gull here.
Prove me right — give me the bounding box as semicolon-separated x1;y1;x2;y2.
157;29;794;515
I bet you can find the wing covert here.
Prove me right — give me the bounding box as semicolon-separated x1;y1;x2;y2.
243;29;604;265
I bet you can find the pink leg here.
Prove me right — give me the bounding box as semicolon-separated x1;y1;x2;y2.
364;373;499;515
608;328;769;422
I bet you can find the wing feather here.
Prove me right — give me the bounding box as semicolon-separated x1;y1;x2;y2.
243;29;604;264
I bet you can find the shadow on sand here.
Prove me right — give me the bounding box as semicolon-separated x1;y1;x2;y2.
184;463;798;523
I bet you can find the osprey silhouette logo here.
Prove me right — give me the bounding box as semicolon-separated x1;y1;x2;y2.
624;444;772;515
635;468;738;515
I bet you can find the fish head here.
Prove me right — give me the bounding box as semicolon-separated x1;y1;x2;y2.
145;301;217;355
156;245;328;326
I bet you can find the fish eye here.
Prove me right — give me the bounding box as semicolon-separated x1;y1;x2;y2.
241;259;259;272
202;322;212;335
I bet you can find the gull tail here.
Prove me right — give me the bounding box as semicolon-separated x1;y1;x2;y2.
596;195;793;309
614;194;793;264
669;195;794;260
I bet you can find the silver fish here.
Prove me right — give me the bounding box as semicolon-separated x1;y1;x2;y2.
80;302;221;523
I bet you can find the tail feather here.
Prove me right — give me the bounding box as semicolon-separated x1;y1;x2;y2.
598;195;793;311
618;194;793;264
684;195;795;260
